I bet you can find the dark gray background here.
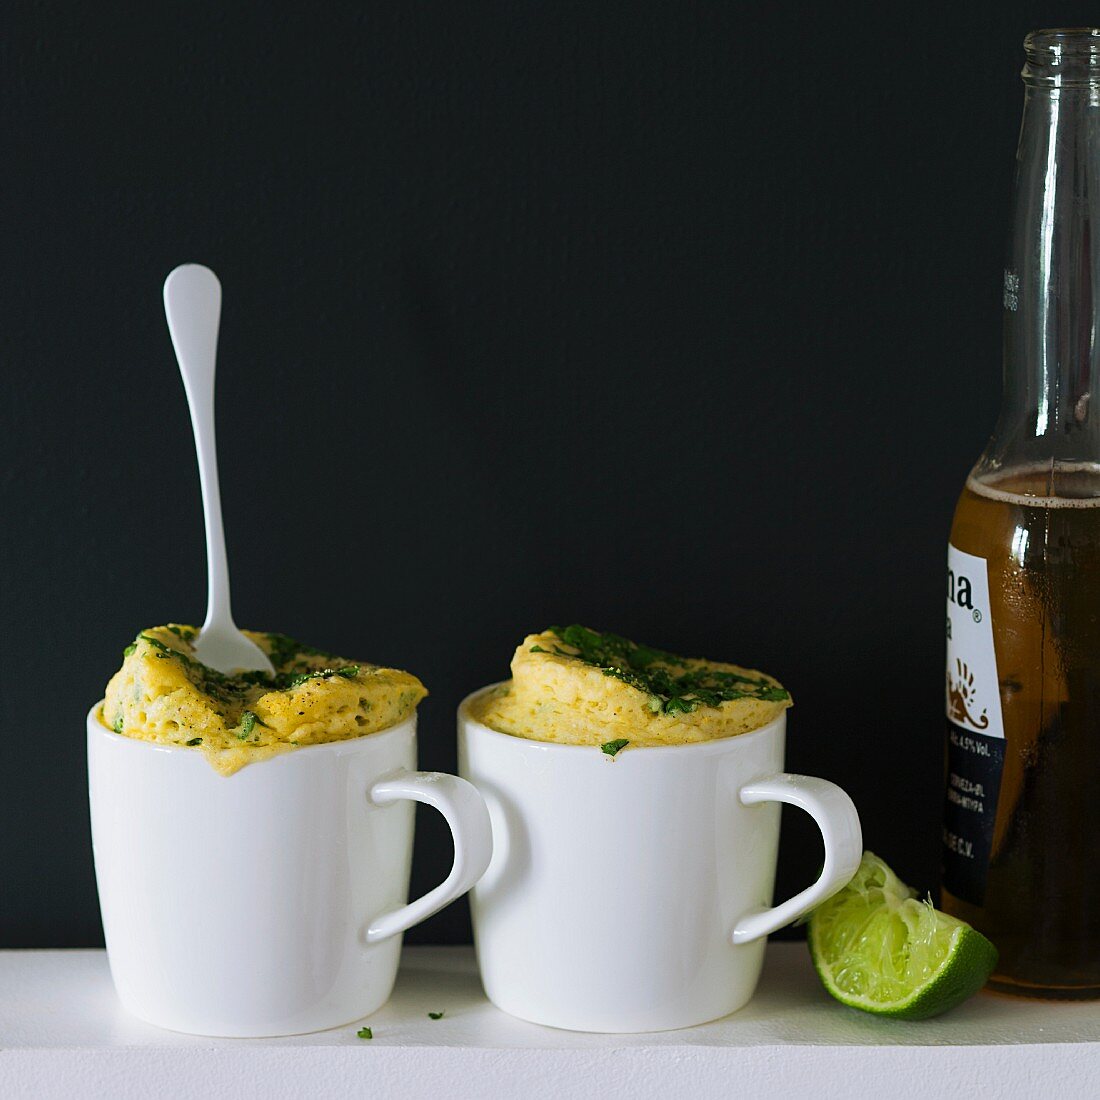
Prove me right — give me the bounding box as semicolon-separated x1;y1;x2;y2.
1;4;1086;947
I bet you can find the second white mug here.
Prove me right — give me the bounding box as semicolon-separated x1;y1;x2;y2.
459;686;862;1032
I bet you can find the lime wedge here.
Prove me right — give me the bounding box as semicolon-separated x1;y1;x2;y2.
807;851;998;1019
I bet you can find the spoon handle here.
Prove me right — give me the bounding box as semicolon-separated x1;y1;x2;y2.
163;264;233;637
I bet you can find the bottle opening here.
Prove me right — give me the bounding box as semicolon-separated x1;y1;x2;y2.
1023;28;1100;86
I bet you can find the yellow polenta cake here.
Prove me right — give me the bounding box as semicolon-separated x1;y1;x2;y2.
469;625;790;750
101;625;426;775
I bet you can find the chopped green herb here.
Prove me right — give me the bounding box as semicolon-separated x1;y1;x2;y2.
546;625;789;716
186;737;203;746
356;1026;373;1040
282;666;361;690
663;696;696;716
529;645;548;653
166;625;196;642
236;711;271;739
123;643;137;657
601;738;630;757
428;1011;445;1020
113;715;124;734
756;685;791;702
264;632;330;670
264;632;298;669
139;633;192;664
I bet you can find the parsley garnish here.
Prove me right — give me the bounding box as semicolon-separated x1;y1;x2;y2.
663;696;695;716
282;666;360;690
113;715;124;734
755;685;791;701
166;625;196;642
529;645;547;653
186;737;202;746
601;738;629;757
265;632;299;669
357;1026;373;1040
123;643;137;658
546;625;789;715
264;632;321;669
139;633;193;664
237;711;270;740
428;1011;444;1020
264;632;332;671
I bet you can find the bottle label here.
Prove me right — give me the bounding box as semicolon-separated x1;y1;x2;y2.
943;544;1005;905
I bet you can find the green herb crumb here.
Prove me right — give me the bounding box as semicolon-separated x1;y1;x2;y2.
283;666;361;690
428;1011;445;1020
264;632;328;670
186;737;202;746
139;633;192;664
601;738;630;758
357;1026;373;1040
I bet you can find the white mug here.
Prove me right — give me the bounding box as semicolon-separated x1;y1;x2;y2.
88;705;492;1037
458;686;862;1032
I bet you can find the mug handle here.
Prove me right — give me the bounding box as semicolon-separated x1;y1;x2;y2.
364;770;493;944
731;773;862;945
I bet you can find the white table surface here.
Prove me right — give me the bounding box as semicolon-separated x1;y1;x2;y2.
2;944;1098;1099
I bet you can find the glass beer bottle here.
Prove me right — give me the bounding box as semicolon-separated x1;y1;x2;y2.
943;28;1100;998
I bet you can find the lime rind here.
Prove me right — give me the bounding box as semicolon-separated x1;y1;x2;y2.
808;851;998;1020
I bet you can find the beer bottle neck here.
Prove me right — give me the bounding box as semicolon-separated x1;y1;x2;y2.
982;30;1100;484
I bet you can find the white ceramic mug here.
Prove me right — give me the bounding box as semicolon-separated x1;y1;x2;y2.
88;705;492;1036
458;686;862;1032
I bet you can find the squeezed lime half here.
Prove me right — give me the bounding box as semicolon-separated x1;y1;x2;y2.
807;851;998;1020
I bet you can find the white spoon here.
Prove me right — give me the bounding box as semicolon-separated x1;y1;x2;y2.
163;264;274;676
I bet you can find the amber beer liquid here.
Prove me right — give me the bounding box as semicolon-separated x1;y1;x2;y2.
942;30;1100;998
946;468;1100;996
